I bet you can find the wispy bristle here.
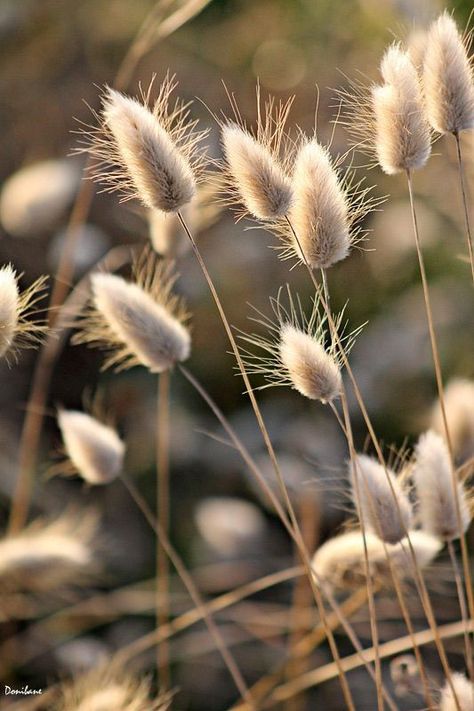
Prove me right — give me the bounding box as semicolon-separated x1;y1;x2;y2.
431;378;474;462
239;286;360;405
0;264;47;361
58;410;125;485
56;665;173;711
77;77;207;213
311;529;440;591
74;254;191;373
439;672;474;711
279;323;342;403
286;139;351;269
414;430;471;541
221;123;293;220
373;45;431;174
217;90;295;224
423;13;474;135
352;453;413;544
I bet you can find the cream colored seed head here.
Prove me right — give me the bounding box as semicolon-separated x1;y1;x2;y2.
103;89;196;212
0;265;19;357
311;529;441;590
431;378;474;461
279;323;342;403
58;410;125;485
373;45;431;174
439;672;474;711
353;453;413;544
414;430;471;541
423;13;474;134
221;123;293;220
289;139;351;269
91;272;191;373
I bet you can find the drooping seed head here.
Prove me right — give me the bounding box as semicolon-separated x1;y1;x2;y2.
74;255;191;374
287;139;351;269
221;123;293;220
311;528;440;591
439;673;474;711
352;453;413;544
423;13;474;135
414;430;471;541
279;323;342;403
58;410;125;485
372;45;431;174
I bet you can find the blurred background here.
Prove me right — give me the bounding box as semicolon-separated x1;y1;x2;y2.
0;0;473;709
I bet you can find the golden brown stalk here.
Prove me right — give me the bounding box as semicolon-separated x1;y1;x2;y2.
119;472;255;710
156;370;171;689
177;211;356;710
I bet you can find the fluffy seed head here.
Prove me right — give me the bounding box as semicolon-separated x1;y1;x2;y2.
74;255;191;373
78;77;207;213
58;410;125;485
56;666;173;711
352;453;413;544
0;264;47;360
423;13;474;134
414;430;471;541
431;378;474;462
221;123;293;220
439;673;474;711
279;323;342;403
0;514;97;617
239;287;358;405
311;529;440;591
287;139;351;269
0;265;19;356
372;45;431;174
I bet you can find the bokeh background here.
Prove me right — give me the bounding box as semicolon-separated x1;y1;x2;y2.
0;0;473;709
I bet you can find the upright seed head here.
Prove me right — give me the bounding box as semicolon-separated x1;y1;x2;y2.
352;453;413;544
78;77;207;213
414;430;471;541
279;323;342;403
372;45;431;174
311;529;441;591
221;123;293;221
423;13;474;135
439;672;474;711
287;139;351;269
58;410;125;485
74;255;191;373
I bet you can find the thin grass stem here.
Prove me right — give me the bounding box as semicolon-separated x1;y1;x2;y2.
453;131;474;284
156;370;171;688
